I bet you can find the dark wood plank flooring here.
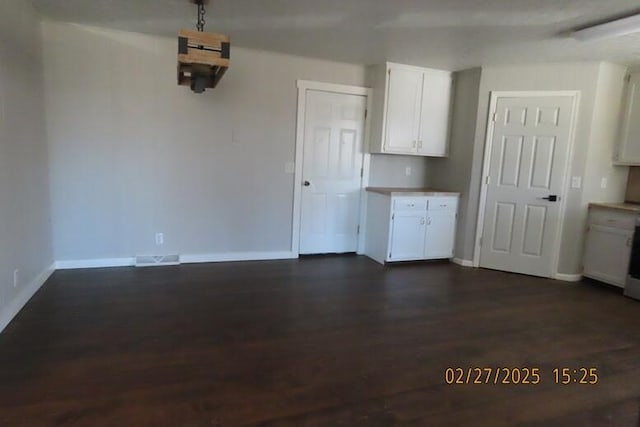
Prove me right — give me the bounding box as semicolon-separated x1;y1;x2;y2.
1;256;640;426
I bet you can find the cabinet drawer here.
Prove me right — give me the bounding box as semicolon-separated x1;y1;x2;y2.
393;197;427;212
428;197;458;211
589;208;636;230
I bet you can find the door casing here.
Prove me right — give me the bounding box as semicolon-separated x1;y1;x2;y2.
472;91;581;279
292;80;373;256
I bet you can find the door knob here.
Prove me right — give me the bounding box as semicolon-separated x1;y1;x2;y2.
539;195;558;202
303;180;311;187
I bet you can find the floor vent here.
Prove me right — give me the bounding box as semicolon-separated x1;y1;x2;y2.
135;255;181;267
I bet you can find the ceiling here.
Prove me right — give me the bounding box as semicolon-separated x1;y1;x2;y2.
31;0;640;70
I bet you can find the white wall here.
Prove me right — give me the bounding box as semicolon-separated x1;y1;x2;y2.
0;0;53;330
461;62;629;275
429;68;481;261
369;154;429;187
43;22;426;262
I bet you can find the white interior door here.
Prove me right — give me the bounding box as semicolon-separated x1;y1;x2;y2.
479;95;575;278
299;90;366;254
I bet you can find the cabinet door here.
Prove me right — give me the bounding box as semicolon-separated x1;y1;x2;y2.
389;212;426;261
418;72;452;157
616;73;640;164
424;210;456;259
583;225;632;287
384;67;422;154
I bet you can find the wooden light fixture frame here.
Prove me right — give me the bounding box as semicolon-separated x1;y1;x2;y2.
177;0;230;92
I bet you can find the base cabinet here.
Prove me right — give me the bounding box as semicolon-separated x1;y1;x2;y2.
389;211;427;261
365;192;458;264
424;210;457;258
582;207;634;287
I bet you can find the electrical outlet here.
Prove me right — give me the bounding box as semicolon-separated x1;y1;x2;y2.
405;166;412;176
600;177;608;189
13;269;18;288
155;233;164;246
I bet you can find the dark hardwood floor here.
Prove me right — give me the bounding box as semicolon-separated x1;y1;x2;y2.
1;256;640;426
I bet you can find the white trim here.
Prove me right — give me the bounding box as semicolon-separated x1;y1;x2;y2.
554;273;583;282
293;80;373;256
452;258;474;267
55;252;299;270
385;61;451;76
0;262;55;333
55;258;135;269
296;80;371;96
472;91;581;280
180;251;297;264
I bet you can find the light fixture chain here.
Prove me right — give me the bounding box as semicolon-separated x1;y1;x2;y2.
197;2;206;32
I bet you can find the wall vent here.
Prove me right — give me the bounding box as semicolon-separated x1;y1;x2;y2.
135;254;181;267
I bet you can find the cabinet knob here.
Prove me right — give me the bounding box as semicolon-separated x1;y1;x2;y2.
303;180;311;187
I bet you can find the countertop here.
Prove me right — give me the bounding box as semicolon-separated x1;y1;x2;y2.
589;202;640;214
366;187;460;197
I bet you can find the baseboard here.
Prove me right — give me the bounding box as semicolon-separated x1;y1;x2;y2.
452;258;474;267
0;262;55;333
55;252;299;270
554;273;583;282
180;251;298;264
55;258;135;269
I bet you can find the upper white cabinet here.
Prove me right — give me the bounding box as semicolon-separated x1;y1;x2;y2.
615;72;640;164
368;62;453;157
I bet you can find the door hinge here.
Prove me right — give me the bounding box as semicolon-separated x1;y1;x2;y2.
626;74;631;83
479;237;483;247
357;225;360;234
492;113;498;123
360;168;364;178
364;109;368;120
485;176;491;185
392;213;395;220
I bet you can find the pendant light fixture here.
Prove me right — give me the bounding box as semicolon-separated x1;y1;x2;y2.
177;0;230;93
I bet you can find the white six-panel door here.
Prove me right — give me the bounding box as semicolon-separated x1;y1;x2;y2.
299;90;366;254
479;95;575;278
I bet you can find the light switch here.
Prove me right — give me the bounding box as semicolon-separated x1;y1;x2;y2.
600;177;608;189
405;166;412;176
571;176;582;189
285;162;295;174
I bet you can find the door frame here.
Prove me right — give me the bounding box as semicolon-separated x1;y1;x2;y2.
292;80;373;256
472;90;581;279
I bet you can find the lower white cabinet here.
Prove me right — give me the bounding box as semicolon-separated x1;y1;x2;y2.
365;191;458;264
389;211;427;260
582;206;635;287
